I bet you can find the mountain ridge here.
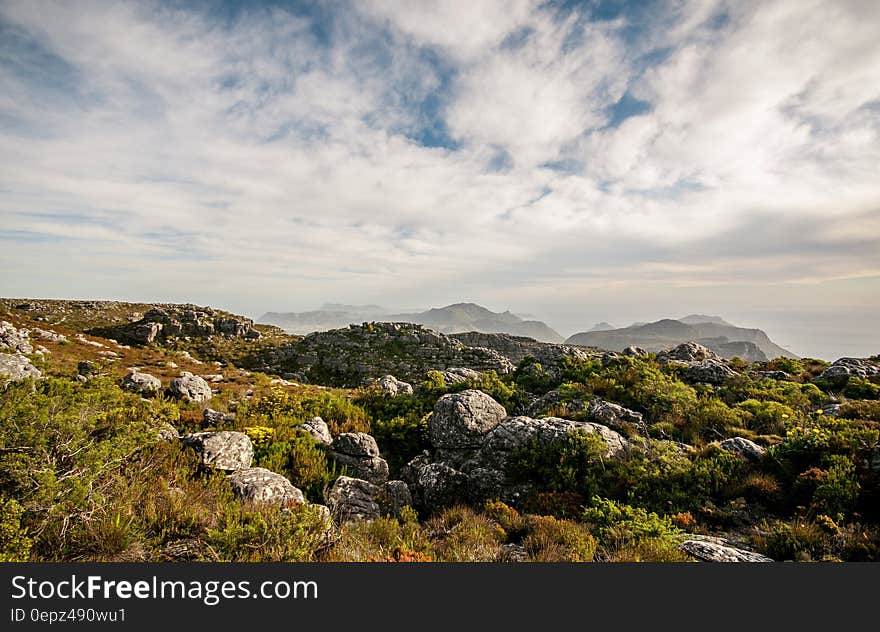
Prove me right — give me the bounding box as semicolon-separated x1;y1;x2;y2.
259;302;564;343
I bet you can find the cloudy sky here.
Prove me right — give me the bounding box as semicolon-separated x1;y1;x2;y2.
1;0;878;359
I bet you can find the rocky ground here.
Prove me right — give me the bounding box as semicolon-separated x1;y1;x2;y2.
1;298;878;563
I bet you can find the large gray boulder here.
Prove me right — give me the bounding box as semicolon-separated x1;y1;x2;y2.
437;367;481;385
121;371;162;396
373;374;414;396
412;462;469;512
300;416;333;445
331;433;388;484
430;389;507;449
376;480;413;517
679;538;773;562
0;322;33;354
657;342;720;364
169;371;213;402
816;357;880;386
182;431;253;471
719;437;766;461
587;397;645;434
333;432;380;457
326;476;382;522
228;467;305;505
0;353;41;387
685;359;739;384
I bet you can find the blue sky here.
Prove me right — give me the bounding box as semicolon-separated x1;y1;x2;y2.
1;0;879;358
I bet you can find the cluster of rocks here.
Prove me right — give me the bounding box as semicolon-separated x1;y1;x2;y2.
1;321;33;354
816;357;880;387
256;322;515;385
399;389;629;512
175;430;326;519
526;390;646;435
120;370;213;402
657;342;740;385
98;306;259;345
0;321;42;387
450;332;601;366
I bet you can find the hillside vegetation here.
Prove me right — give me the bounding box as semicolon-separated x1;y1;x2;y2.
1;299;878;562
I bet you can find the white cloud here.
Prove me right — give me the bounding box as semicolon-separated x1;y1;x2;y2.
0;0;878;357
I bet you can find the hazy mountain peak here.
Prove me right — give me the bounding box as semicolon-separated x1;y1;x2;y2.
588;322;615;332
679;314;733;326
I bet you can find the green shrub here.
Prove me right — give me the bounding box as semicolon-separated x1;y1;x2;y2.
253;435;338;502
521;515;597;562
241;388;371;435
839;400;880;421
0;497;32;561
507;430;609;499
207;502;329;562
843;378;880;400
808;455;860;517
0;377;161;557
371;413;431;475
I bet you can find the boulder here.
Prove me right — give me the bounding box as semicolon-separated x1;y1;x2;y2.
331;432;388;484
622;345;648;357
202;408;235;425
157;423;180;442
228;467;305;505
0;353;41;387
679;539;773;562
374;374;414;396
182;431;253;471
333;432;380;457
300;416;333;446
430;389;507;449
121;371;162;396
77;360;97;376
376;480;413;517
587;397;645;433
685;359;738;384
756;370;791;381
169;371;213;402
816;358;880;386
412;462;469;512
719;437;766;461
657;342;720;364
326;476;381;522
0;322;33;354
438;367;481;385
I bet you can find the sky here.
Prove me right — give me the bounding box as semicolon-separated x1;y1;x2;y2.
0;0;878;360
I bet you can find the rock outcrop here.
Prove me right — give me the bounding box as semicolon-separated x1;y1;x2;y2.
587;397;645;434
679;538;773;562
402;390;629;512
182;431;254;471
430;390;507;449
253;322;514;385
300;417;333;446
228;467;305;505
685;358;739;385
94;305;258;345
330;433;389;484
169;372;213;402
0;352;41;387
719;437;766;461
0;322;33;354
657;342;721;364
816;357;880;387
121;371;162;396
372;374;414;396
326;476;414;522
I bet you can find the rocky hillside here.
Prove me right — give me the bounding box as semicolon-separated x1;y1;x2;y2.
2;296;880;564
566;316;796;361
251;322;516;385
261;302;564;343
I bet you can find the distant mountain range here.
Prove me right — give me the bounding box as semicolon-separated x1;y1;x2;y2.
565;315;798;360
259;302;565;343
